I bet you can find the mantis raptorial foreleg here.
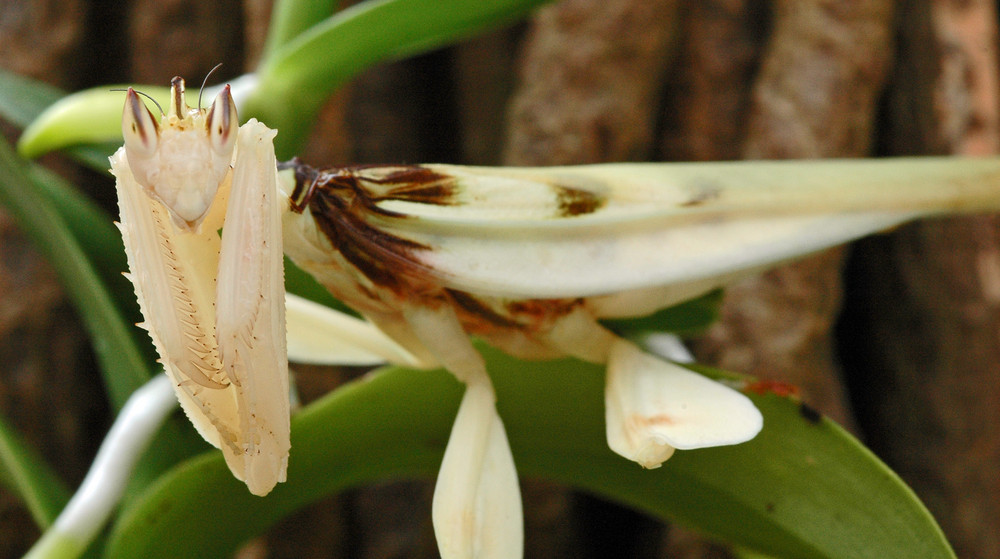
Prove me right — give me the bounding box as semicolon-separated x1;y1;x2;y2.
113;78;288;496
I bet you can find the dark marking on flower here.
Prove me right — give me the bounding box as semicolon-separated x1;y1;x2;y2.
282;159;438;291
282;158;318;212
554;185;605;217
447;289;522;329
680;182;722;207
351;165;458;208
506;298;583;321
765;502;775;513
799;402;822;424
284;161;459;217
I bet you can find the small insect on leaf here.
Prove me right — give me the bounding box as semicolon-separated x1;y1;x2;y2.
112;76;288;496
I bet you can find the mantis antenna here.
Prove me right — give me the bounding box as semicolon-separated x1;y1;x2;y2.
110;88;164;116
197;62;224;110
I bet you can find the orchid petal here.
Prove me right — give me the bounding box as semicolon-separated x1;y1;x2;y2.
285;293;424;367
432;382;523;559
605;339;762;468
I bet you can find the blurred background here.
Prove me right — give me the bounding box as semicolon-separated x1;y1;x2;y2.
1;0;998;557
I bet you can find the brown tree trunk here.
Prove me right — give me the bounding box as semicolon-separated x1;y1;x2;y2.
503;1;681;556
841;2;1000;557
691;0;895;431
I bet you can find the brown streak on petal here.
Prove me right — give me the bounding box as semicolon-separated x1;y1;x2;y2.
352;166;460;207
447;290;523;328
301;165;433;293
285;158;318;212
506;298;583;322
287;161;460;213
554;185;605;216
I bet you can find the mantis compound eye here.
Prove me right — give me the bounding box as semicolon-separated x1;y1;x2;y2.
122;88;159;159
206;85;238;158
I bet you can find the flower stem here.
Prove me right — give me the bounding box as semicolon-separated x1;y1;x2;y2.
23;374;177;559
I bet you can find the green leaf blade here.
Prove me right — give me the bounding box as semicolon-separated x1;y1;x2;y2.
248;0;550;155
16;86;169;162
105;348;953;559
0;136;150;407
0;413;71;529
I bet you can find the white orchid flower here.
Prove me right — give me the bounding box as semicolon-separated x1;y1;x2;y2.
109;76;1000;559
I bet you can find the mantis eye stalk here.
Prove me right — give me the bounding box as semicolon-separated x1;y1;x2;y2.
122;88;159;159
206;85;238;157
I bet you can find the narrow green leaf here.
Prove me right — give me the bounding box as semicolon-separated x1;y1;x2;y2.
0;413;70;529
0;135;150;407
106;347;952;559
604;289;724;337
17;86;169;162
247;0;551;155
24;165;142;323
0;69;66;128
260;0;339;61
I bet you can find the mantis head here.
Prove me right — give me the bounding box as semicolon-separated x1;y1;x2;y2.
122;76;238;230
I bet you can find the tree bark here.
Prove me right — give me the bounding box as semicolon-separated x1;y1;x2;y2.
841;1;1000;556
503;0;681;556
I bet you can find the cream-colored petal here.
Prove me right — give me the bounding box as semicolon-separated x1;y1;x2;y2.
285;293;424;367
605;339;762;468
432;382;523;559
396;305;523;559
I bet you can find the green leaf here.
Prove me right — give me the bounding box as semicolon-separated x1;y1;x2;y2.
260;0;339;61
604;288;724;337
0;135;150;407
105;347;952;559
0;69;66;129
0;70;121;173
0;413;71;529
247;0;551;155
17;85;169;163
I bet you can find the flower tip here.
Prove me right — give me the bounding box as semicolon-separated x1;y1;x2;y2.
605;339;763;468
432;384;523;559
630;441;675;469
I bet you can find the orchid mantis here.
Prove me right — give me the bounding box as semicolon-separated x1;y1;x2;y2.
113;78;289;496
111;76;1000;559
